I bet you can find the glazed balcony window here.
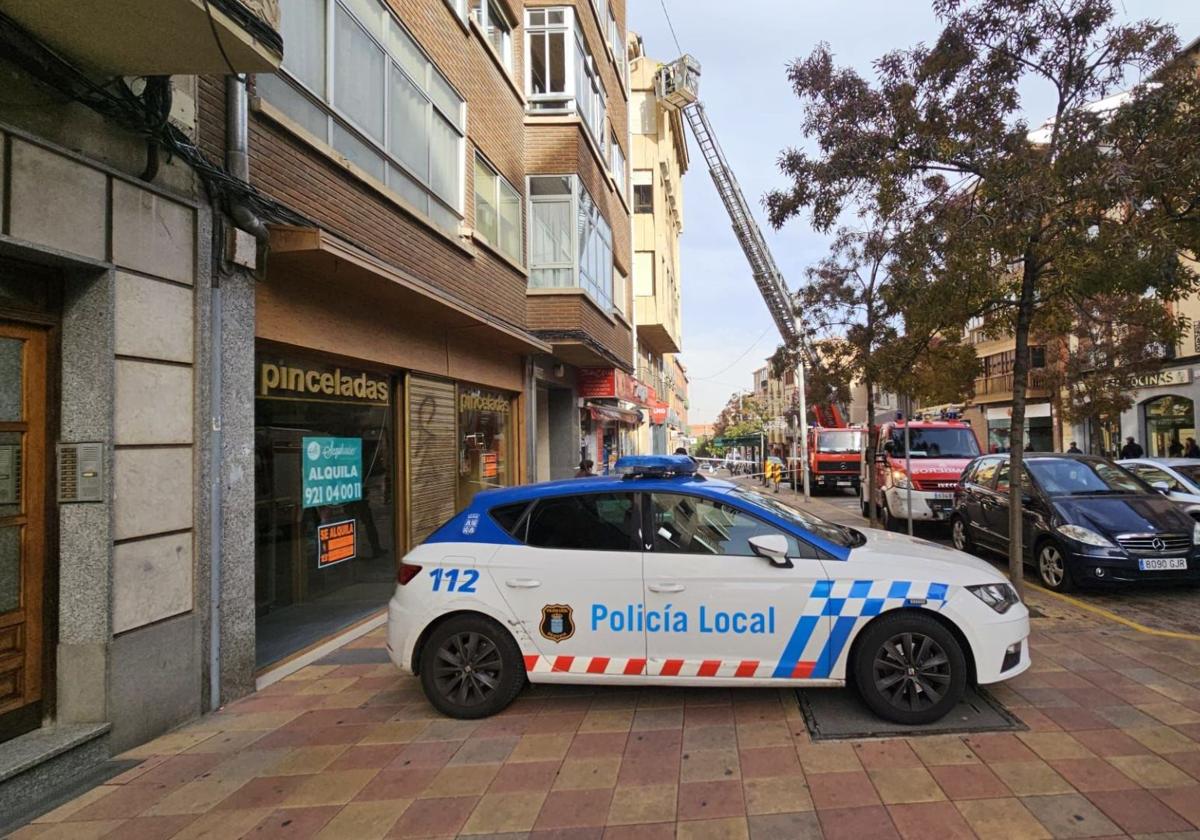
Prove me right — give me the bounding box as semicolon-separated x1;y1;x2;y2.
471;0;513;71
258;0;466;235
525;7;607;152
474;154;523;264
528;175;614;312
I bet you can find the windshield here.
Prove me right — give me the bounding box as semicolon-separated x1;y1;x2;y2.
1172;464;1200;490
731;487;865;548
817;430;864;453
1026;458;1145;496
889;427;980;459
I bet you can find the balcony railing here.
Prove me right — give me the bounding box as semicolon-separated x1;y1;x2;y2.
973;370;1052;398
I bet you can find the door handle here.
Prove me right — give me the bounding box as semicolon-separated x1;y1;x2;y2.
648;582;686;593
505;578;541;589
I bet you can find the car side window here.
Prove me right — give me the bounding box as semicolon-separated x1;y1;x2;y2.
525;493;638;551
1129;464;1181;491
649;493;818;559
973;458;999;487
994;463;1032;495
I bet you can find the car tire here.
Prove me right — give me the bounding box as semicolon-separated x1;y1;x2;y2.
419;614;525;719
853;611;968;725
881;501;901;532
860;493;870;519
1036;540;1075;593
951;515;974;554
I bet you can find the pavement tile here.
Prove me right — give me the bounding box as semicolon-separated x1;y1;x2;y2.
1086;788;1195;834
606;784;678;825
1047;757;1140;791
683;725;739;752
1167;750;1200;781
868;767;946;804
677;779;748;821
552;757;621;790
1127;726;1199;755
966;733;1040;763
955;797;1052;840
1108;753;1196;788
165;807;272;839
461;791;548;834
324;743;407;771
854;740;922;769
66;784;172;822
675;817;750;840
384;739;461;769
131;754;225;787
908;736;979;766
632;707;684;731
95;814;196;840
990;760;1076;796
685;707;737;728
20;821;127;839
213;775;304;811
565;732;628;760
734;723;791;749
738;746;802;779
32;785;117;822
388;794;478;836
1153;785;1200;828
357;721;431;745
681;748;741;782
742;776;813;816
887;801;975;839
534;788;615;830
353;767;438;801
1139;703;1200;726
745;811;821;840
140;778;246;816
1020;793;1122;838
313;800;406;839
1018;732;1095;761
601;824;675;840
806;771;881;810
622;729;682;761
816;805;899;840
929;763;1010;800
1073;729;1153;757
423;762;501;797
1094;705;1163;729
265;745;350;776
615;754;678;786
795;742;862;774
446;736;520;766
489;760;563;793
575;710;633;734
243;805;340;839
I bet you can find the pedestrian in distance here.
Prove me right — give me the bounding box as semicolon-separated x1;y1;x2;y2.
575;459;594;477
1066;442;1082;454
1187;438;1200;458
674;447;688;455
1120;437;1144;459
1169;438;1184;457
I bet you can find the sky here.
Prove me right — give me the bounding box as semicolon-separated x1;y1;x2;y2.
627;0;1200;426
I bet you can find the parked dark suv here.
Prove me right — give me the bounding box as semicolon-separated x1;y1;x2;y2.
951;453;1200;591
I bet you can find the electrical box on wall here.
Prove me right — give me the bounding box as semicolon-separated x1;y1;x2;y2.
57;442;105;503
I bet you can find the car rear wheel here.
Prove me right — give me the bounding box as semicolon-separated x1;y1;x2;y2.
419;614;525;719
1037;541;1074;592
951;515;973;553
853;612;967;725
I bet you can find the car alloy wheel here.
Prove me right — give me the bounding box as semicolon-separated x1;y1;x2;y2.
1038;543;1073;591
951;517;971;552
873;631;952;712
432;631;502;707
419;614;525;718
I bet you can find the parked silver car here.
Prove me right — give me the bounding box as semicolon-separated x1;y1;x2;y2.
1117;458;1200;520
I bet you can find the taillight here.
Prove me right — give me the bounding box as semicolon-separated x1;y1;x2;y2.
397;561;423;585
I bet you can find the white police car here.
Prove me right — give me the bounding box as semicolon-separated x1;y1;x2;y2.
387;455;1029;725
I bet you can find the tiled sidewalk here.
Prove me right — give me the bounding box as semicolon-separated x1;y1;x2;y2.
11;594;1200;840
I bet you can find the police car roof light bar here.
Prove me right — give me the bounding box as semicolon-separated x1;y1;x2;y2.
614;455;701;479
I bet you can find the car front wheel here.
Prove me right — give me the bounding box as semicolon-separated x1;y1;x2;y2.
951;515;973;553
419;614;525;719
853;612;967;725
1037;541;1074;592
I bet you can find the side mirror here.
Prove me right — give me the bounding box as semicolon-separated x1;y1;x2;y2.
749;534;793;568
883;441;896;455
1152;480;1171;494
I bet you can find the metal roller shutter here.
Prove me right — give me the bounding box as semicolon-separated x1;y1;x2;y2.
406;375;457;546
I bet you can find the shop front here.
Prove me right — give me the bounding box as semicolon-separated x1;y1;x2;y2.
579;368;648;472
985;403;1053;453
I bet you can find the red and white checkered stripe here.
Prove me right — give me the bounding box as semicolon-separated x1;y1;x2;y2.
523;654;766;678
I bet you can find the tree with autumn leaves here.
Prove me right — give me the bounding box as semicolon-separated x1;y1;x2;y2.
768;0;1200;593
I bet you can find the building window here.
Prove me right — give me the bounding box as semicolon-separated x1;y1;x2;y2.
528;175;613;312
444;0;467;22
633;184;652;214
609;131;626;196
257;0;466;235
471;0;512;70
614;269;628;317
525;8;607;148
474;154;523;264
458;387;514;508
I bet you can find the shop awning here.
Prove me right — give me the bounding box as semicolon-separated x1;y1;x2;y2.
268;225;551;356
587;403;642;425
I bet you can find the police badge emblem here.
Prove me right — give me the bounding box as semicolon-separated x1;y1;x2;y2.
539;604;575;643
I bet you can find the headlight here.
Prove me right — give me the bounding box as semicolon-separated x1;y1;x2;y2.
1056;524;1114;547
967;583;1020;614
890;468;911;489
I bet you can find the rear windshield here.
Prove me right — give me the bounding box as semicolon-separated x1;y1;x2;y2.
817;430;863;453
730;487;865;548
1026;458;1145;496
889;427;980;459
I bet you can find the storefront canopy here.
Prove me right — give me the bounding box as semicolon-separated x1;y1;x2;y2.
587;403;642;425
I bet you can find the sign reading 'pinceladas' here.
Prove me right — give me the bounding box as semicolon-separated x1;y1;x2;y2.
302;437;363;508
259;360;390;405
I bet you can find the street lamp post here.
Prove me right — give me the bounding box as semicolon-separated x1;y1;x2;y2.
798;360;810;501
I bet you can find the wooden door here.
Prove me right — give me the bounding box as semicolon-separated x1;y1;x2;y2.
0;321;47;741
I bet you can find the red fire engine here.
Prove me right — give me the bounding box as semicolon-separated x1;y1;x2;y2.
862;413;982;530
805;404;866;494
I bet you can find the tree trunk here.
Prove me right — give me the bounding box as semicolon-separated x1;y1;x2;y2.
1008;254;1038;598
865;376;878;527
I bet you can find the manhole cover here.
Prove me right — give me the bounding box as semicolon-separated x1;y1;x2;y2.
797;685;1025;741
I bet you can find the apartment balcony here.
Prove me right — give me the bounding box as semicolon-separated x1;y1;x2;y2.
0;0;282;74
635;294;681;354
972;371;1052;404
528;289;634;372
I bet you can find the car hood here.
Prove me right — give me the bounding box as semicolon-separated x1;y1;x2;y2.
849;527;1009;585
1052;494;1195;535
